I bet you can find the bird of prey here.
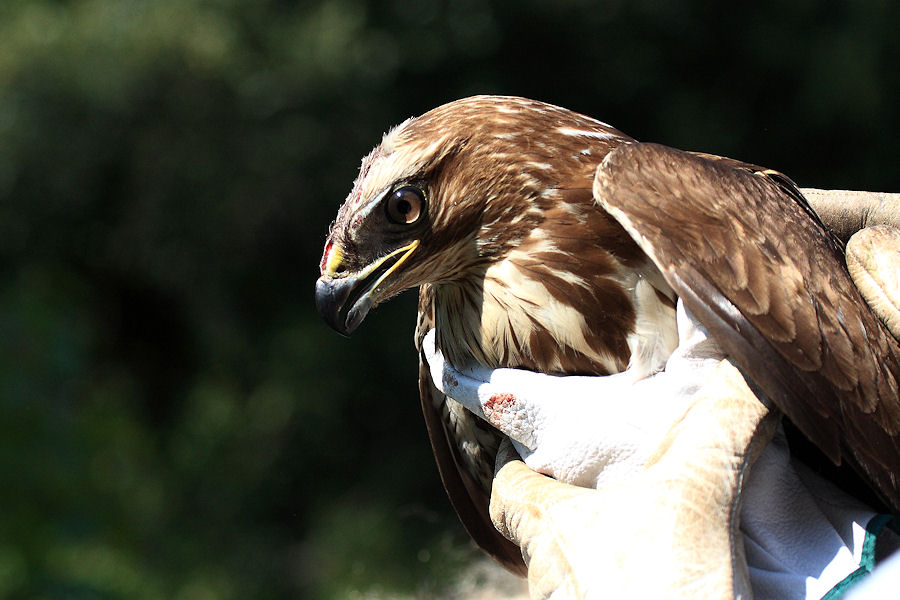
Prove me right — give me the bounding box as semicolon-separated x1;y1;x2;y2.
315;95;900;575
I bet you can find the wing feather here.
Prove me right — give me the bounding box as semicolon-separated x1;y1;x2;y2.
594;143;900;511
415;286;527;576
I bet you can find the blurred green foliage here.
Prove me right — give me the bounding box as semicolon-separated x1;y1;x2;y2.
0;0;897;598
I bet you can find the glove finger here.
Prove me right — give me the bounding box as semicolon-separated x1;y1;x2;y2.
490;439;588;545
847;225;900;340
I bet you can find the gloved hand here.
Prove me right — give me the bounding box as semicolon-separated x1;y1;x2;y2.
423;300;776;599
422;190;900;600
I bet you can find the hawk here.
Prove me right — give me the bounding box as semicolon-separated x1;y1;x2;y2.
314;95;900;575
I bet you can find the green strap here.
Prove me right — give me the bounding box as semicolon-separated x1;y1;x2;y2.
820;514;898;600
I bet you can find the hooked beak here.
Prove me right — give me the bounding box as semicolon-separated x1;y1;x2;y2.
315;240;420;336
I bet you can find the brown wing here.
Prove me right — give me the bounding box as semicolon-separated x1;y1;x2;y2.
594;142;900;511
415;286;527;576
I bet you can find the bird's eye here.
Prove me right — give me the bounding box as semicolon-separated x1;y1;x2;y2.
385;186;425;225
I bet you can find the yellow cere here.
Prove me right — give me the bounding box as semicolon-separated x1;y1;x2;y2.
324;245;343;277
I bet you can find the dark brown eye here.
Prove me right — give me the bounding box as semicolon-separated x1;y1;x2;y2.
385;186;425;225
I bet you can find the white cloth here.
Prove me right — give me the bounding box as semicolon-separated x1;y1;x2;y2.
424;301;726;490
847;550;900;600
741;428;877;599
422;300;897;599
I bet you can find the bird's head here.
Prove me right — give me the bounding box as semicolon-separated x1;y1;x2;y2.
315;95;630;336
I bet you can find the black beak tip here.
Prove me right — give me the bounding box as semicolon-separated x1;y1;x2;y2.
315;276;351;337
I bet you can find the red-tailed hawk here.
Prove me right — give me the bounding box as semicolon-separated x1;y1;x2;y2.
315;95;900;575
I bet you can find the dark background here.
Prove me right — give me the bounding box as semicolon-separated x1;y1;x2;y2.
1;1;898;598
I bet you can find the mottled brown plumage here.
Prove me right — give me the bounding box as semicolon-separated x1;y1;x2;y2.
595;143;900;511
315;96;900;575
